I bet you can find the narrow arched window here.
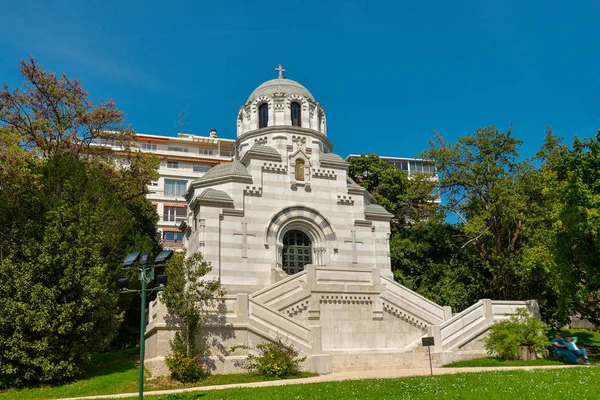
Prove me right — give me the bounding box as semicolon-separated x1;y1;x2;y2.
258;103;268;128
318;112;323;132
291;102;301;127
295;159;305;181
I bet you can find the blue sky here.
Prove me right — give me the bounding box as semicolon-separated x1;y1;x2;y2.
1;0;598;160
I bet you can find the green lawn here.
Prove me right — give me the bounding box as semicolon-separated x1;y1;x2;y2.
0;348;314;400
444;357;563;368
129;367;600;400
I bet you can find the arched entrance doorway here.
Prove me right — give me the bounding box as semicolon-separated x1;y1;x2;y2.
282;230;312;275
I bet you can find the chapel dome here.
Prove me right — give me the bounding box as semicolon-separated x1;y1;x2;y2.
247;78;315;103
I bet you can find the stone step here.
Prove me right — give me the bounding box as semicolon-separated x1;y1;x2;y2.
330;351;442;373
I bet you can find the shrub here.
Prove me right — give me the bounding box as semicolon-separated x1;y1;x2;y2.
485;308;550;360
242;337;306;378
164;339;204;383
161;252;224;383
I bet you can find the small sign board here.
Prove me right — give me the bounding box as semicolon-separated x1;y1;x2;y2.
422;336;435;347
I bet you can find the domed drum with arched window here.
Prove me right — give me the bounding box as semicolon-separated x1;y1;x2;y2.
290;102;301;127
282;230;312;274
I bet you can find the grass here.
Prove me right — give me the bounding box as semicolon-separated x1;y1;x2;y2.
119;367;600;400
444;357;563;368
0;348;315;400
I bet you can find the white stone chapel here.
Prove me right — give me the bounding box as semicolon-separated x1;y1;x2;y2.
144;66;538;375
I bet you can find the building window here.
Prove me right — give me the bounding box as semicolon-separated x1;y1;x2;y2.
199;148;215;156
318;111;323;132
140;143;157;151
258;103;268;128
291;102;301;127
163;206;187;222
295;159;305;181
163;231;183;242
167;161;179;169
168;146;189;153
164;179;187;197
193;164;212;173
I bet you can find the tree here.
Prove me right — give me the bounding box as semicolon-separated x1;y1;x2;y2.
161;252;224;382
539;130;600;324
348;153;438;231
0;58;160;387
421;126;556;305
348;154;484;311
391;221;485;311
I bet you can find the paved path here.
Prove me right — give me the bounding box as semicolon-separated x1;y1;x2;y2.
61;364;582;400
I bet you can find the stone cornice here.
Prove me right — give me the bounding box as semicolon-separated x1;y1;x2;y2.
236;126;333;151
186;175;253;199
348;185;376;203
241;148;282;164
179;221;192;237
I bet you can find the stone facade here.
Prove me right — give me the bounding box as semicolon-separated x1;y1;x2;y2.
144;69;538;375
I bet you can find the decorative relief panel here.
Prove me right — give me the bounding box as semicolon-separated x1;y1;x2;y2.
254;136;268;145
292;135;307;146
262;163;287;173
286;94;309;111
313;168;337;179
382;302;428;330
244;186;262;196
251;95;272;113
320;295;373;304
285;301;309;317
337;195;354;205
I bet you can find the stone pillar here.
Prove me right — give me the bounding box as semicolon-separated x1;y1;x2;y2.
236;293;249;323
305;264;316;288
482;299;494;322
427;324;442;353
443;306;453;320
526;300;541;319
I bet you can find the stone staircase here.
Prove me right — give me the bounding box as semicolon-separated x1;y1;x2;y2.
145;265;540;376
331;349;442;372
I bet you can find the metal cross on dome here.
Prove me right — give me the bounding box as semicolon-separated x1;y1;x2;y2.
275;63;286;79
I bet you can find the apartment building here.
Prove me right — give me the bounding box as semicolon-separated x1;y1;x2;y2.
108;130;235;248
345;154;441;205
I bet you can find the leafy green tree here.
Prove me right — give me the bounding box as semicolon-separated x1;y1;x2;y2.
538;130;600;324
422;126;556;306
161;252;224;382
0;58;159;387
348;153;438;231
391;221;485;311
348;154;483;311
0;156;153;387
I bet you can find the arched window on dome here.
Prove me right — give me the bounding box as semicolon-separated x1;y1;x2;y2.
295;159;305;181
258;103;268;128
318;111;323;133
291;102;301;127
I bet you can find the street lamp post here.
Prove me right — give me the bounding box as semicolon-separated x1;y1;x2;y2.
119;250;173;400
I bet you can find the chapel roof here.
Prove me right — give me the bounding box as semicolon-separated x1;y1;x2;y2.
244;144;282;161
320;152;349;169
365;203;393;218
250;144;280;156
247;78;315;103
196;160;251;183
198;188;233;202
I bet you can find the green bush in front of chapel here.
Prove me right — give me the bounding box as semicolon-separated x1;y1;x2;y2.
485;308;550;360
